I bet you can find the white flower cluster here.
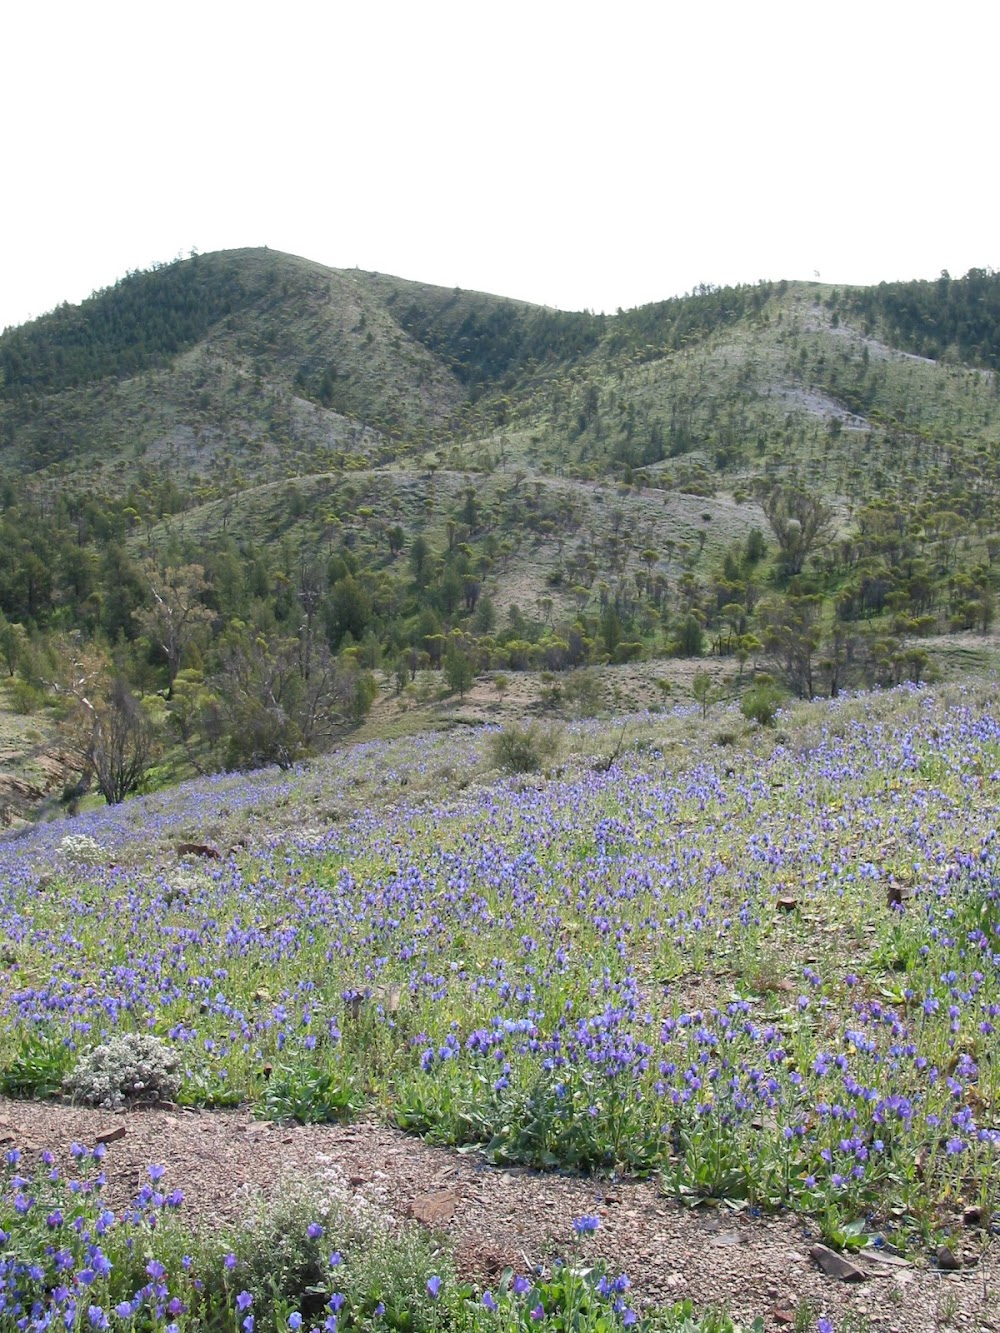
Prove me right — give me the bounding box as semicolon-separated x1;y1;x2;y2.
66;1032;181;1109
57;834;104;864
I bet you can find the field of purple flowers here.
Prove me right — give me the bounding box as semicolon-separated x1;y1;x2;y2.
2;681;1000;1328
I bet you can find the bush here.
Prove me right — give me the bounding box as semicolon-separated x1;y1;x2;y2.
66;1032;181;1108
739;681;785;726
230;1178;452;1333
8;679;46;714
489;722;560;774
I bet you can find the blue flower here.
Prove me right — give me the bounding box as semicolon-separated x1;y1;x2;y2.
427;1276;442;1298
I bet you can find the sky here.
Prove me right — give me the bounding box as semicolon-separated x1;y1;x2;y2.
3;0;998;331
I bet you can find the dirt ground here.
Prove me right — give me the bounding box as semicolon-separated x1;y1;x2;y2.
2;1097;997;1332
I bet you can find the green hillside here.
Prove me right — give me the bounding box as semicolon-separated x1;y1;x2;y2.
2;251;999;823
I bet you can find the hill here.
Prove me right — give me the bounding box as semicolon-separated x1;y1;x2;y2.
4;254;1000;1329
2;251;1000;821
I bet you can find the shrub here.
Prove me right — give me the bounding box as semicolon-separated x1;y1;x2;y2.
261;1061;362;1124
8;679;45;714
66;1032;181;1108
229;1177;452;1333
489;722;560;774
57;833;103;864
739;681;785;726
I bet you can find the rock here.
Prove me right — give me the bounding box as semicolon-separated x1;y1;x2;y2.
410;1190;459;1228
936;1245;962;1270
963;1204;986;1228
177;842;220;859
862;1250;912;1268
95;1125;127;1145
809;1244;866;1281
776;896;798;912
772;1309;795;1326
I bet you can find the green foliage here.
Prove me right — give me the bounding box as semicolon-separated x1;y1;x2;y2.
691;669;716;718
444;643;475;698
674;615;705;658
488;722;560;774
261;1061;362;1124
7;678;45;714
6;250;1000;808
395;296;603;394
843;267;1000;370
0;252;269;398
1;1147;757;1332
739;680;784;726
0;1028;73;1098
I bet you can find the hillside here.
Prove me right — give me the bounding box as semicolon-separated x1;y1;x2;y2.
2;252;1000;824
4;255;1000;1329
3;684;1000;1331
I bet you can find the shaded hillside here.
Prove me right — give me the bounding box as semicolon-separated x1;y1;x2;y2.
0;252;268;396
839;267;1000;370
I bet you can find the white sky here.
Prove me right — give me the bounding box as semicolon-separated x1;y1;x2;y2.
3;0;998;331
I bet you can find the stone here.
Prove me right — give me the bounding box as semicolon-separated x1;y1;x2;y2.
410;1190;459;1228
177;842;220;859
936;1245;961;1270
809;1244;866;1281
95;1125;127;1145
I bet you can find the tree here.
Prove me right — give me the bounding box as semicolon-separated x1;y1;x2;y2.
444;643;474;699
326;575;371;649
758;595;821;698
410;534;431;586
0;610;22;677
760;487;833;578
49;644;156;804
211;627;376;771
87;677;156;804
691;668;716;718
135;561;214;697
675;613;705;657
